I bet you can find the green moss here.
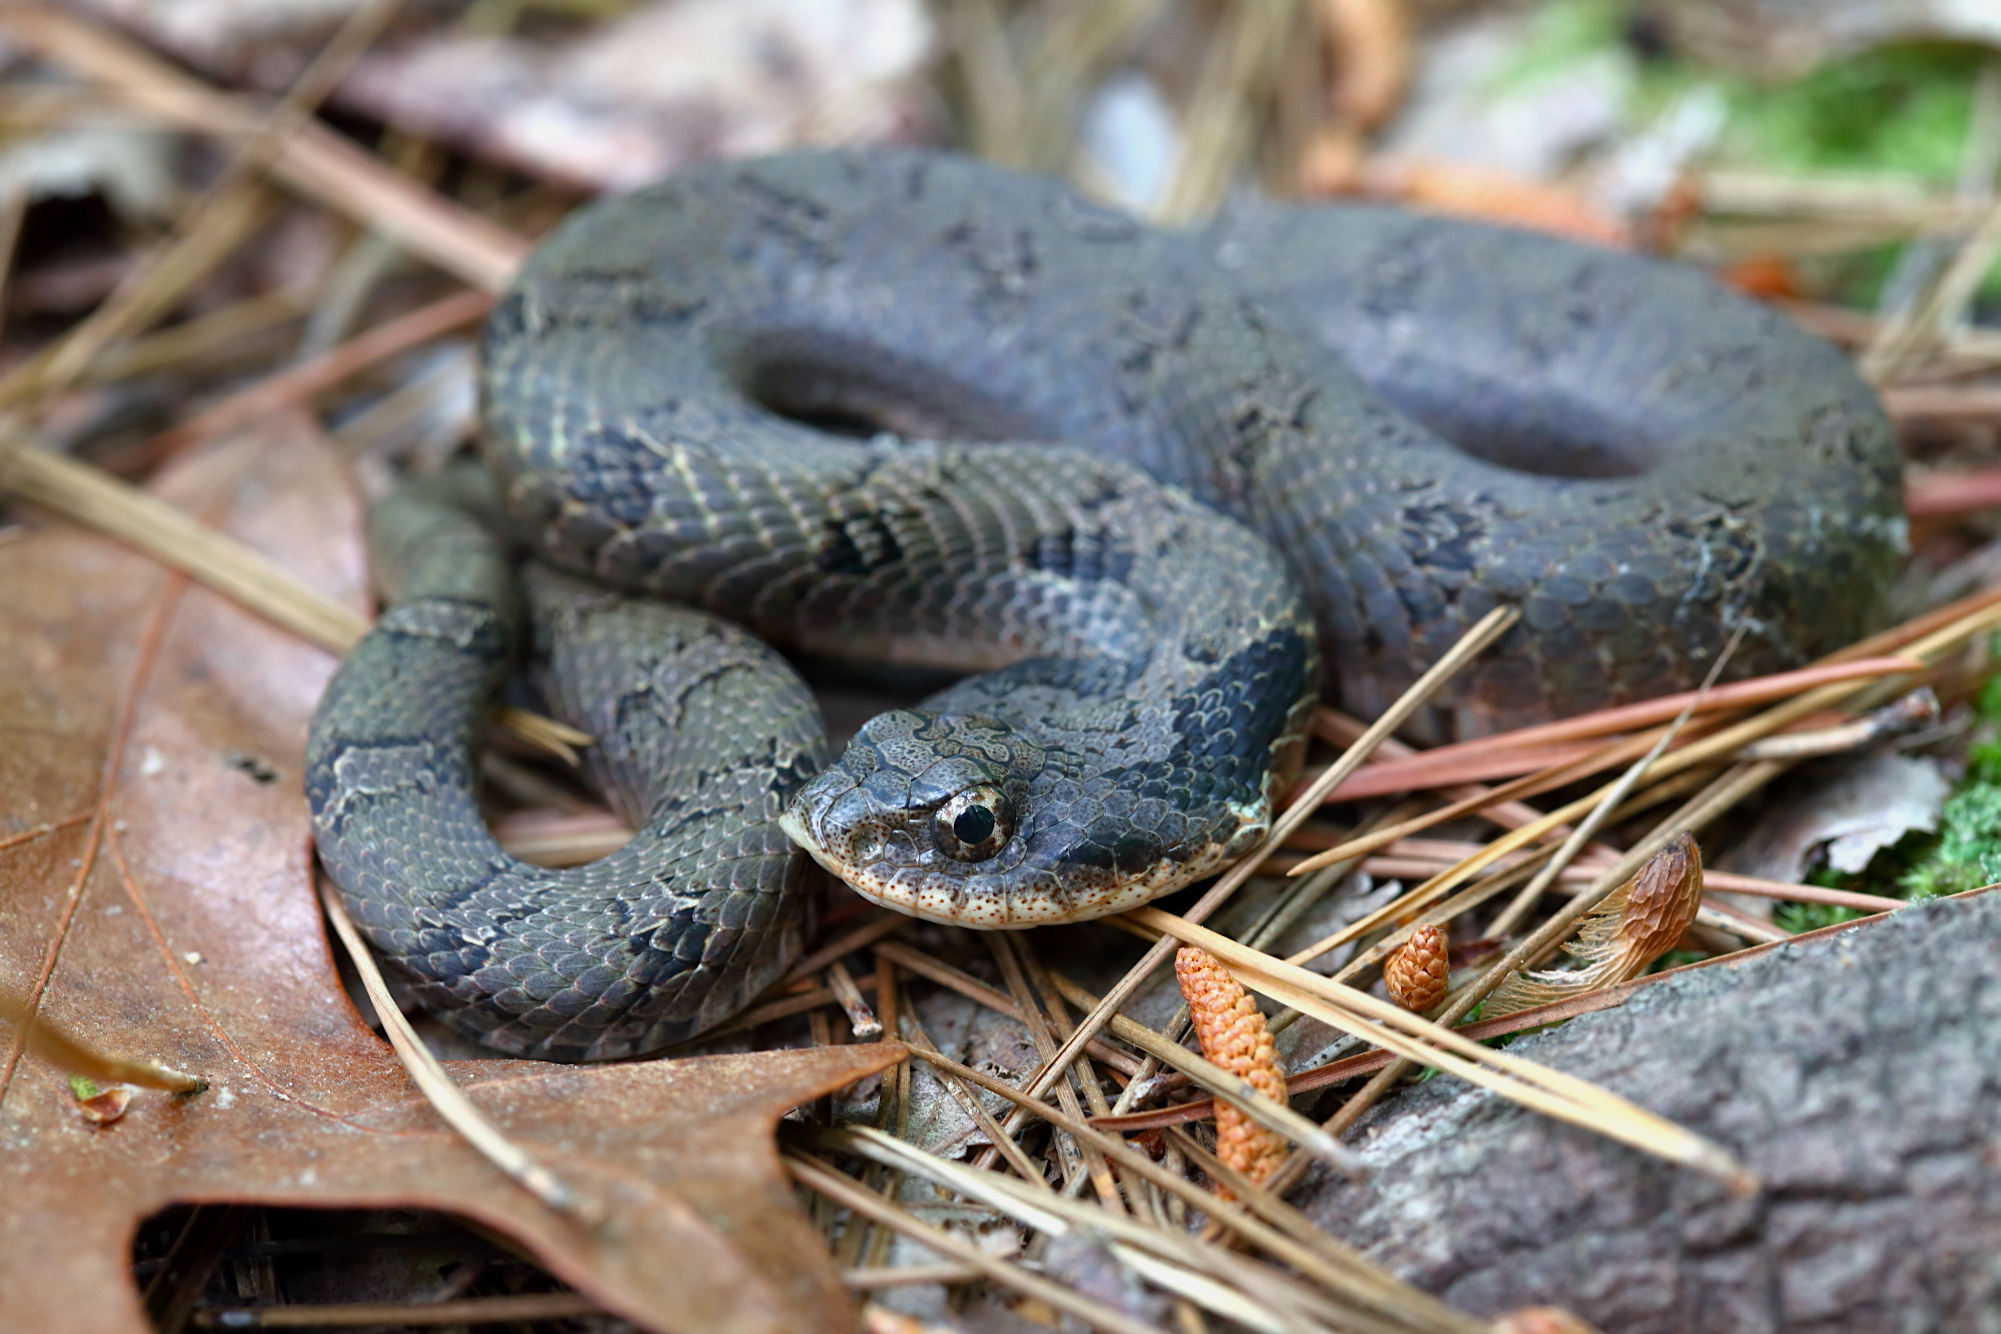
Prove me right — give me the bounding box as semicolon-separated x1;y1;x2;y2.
1902;783;2001;898
1703;45;1985;180
1772;901;1868;934
1619;32;1991;306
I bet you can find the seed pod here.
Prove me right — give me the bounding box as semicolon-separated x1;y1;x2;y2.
1487;832;1705;1019
1383;922;1449;1012
1174;946;1287;1194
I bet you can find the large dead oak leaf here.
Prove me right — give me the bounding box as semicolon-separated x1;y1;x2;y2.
0;420;899;1333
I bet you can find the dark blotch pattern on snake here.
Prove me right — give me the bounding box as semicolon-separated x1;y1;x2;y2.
306;149;1902;1060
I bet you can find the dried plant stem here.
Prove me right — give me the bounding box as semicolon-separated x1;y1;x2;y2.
1270;759;1784;1200
778;912;907;989
0;422;591;755
9;184;273;409
1292;597;2001;910
317;880;586;1220
0;991;204;1096
32;0;404;406
1863;195;2001;382
820;1126;1346;1334
1351;855;1904;914
898;1012;1050;1188
1044;970;1357;1174
873;938;1142;1077
1019;0;1165;172
1128;905;1753;1192
785;1152;1165;1334
0;435;367;651
78;287;316;388
895;1044;1484;1334
826;959;883;1041
1311;655;1917;801
1480;660;1718;941
2;5;530;290
1159;0;1299;221
144;289;492;461
191;1292;602;1327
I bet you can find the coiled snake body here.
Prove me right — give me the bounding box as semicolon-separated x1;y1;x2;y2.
306;150;1902;1061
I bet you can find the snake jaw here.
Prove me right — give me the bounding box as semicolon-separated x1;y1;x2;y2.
777;708;1279;929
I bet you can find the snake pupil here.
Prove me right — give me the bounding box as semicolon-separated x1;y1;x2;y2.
953;806;996;846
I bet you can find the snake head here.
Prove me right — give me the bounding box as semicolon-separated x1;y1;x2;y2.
780;707;1266;927
779;709;1043;926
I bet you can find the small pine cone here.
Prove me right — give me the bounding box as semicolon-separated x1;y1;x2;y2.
1175;947;1288;1193
1383;922;1449;1012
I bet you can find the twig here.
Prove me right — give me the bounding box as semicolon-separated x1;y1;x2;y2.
191;1293;600;1328
784;1152;1165;1334
318;878;589;1221
891;1043;1486;1334
1125;905;1755;1192
0;991;205;1096
0;434;368;652
2;6;530;291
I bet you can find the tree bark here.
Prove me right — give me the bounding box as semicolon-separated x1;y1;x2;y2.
1296;893;2001;1333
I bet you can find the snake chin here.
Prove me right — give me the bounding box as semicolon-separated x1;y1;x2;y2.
779;708;1273;928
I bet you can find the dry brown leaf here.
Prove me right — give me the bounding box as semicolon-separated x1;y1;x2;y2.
1486;833;1705;1019
339;0;938;192
0;418;901;1334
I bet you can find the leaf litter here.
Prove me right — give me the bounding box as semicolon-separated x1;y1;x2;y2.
0;417;899;1334
4;1;2001;1330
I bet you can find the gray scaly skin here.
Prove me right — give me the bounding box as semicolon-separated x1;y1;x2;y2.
308;148;1901;1059
306;473;825;1060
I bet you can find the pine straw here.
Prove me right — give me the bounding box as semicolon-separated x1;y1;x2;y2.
7;4;2001;1332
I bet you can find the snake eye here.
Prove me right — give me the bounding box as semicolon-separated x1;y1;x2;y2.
932;786;1012;862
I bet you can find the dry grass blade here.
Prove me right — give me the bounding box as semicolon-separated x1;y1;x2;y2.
1051;965;1360;1174
1159;0;1297;221
2;5;530;290
887;1042;1485;1334
1127;906;1755;1192
873;939;1143;1076
145;288;492;461
7;184;272;409
1313;655;1919;801
784;1152;1164;1334
317;879;588;1220
0;428;592;754
818;1125;1340;1334
0;990;205;1096
190;1293;602;1327
0;434;367;652
1293;594;2001;909
1292;760;1793;1180
1862;196;2001;382
26;0;401;405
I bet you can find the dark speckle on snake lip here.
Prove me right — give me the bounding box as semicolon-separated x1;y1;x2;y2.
308;147;1900;1059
